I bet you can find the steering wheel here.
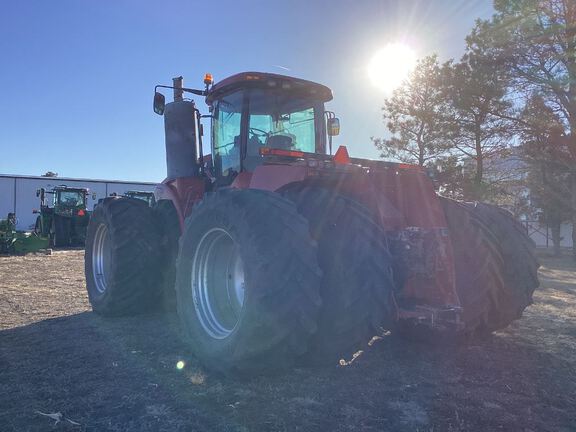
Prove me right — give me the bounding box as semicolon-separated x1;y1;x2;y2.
249;127;270;139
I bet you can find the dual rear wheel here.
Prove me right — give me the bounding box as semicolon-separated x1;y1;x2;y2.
85;197;164;315
440;198;539;335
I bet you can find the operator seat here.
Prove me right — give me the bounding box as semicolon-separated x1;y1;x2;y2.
266;134;293;150
243;135;265;172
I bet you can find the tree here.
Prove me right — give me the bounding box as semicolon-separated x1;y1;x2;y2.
475;0;576;256
372;55;451;166
442;41;515;201
488;0;576;136
427;155;466;199
521;95;572;255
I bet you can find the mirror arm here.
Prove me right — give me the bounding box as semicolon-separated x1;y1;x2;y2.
154;85;207;97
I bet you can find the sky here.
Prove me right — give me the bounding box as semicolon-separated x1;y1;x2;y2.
0;0;494;182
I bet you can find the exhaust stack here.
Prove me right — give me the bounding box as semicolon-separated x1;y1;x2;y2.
163;76;199;179
173;76;184;102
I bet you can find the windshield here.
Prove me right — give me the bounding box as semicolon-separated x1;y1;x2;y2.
244;89;324;171
212;89;326;176
247;89;318;154
126;192;154;206
56;191;85;207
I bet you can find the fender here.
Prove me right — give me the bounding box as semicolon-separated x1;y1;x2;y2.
155;177;206;230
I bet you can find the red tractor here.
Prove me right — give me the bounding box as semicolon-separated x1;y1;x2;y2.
84;73;539;374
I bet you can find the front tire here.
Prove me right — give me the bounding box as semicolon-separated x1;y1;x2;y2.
176;190;322;374
85;197;164;316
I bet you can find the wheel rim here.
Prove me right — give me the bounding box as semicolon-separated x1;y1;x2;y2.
92;223;112;294
191;228;245;340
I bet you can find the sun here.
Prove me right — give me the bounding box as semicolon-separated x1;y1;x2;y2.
367;43;417;92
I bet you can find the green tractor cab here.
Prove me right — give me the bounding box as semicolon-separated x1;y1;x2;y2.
0;213;49;255
34;186;94;247
97;191;155;208
123;190;156;207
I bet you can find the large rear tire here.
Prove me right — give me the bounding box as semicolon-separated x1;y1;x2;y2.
176;189;322;374
51;216;71;248
154;199;181;312
441;197;539;334
282;185;396;363
85;197;164;316
72;217;89;246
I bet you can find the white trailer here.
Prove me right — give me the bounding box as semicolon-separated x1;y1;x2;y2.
0;174;157;230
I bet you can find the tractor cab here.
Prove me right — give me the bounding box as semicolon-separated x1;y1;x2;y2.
123;190;156;207
206;73;338;181
37;186;91;216
54;188;87;213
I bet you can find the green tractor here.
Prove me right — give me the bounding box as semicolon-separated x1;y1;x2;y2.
123;190;156;207
34;186;94;247
0;213;49;254
96;191;155;208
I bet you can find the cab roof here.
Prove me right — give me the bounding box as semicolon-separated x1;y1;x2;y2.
205;72;333;105
53;185;88;192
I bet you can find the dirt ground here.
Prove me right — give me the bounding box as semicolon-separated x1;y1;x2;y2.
0;249;575;432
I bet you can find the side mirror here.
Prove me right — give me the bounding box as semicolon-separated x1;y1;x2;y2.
153;92;166;115
36;189;41;197
327;118;340;136
92;192;97;200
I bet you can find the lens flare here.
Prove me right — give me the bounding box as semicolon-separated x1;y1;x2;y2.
368;43;417;92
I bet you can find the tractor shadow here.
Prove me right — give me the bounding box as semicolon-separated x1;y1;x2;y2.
1;310;575;431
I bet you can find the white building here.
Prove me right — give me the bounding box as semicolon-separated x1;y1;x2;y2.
0;174;157;230
524;220;574;249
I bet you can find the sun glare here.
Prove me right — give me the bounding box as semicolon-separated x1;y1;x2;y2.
368;43;417;92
